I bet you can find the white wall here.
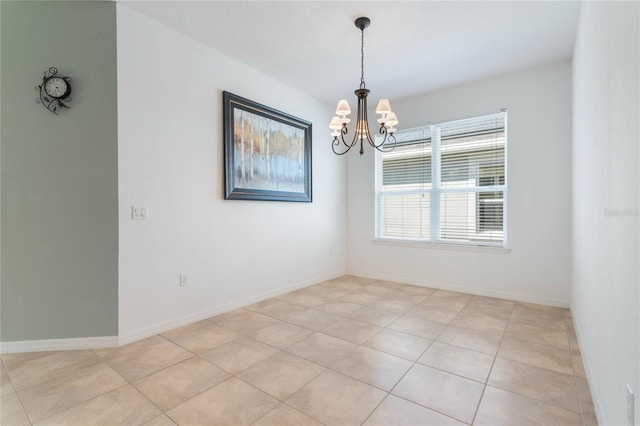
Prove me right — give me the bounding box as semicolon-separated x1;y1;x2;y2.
117;6;346;342
347;62;572;306
572;2;639;425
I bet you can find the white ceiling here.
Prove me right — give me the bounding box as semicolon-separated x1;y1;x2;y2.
121;1;581;106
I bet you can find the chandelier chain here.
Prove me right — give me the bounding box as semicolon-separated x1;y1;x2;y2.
360;27;365;89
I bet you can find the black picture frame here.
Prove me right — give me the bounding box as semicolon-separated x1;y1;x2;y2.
223;91;312;202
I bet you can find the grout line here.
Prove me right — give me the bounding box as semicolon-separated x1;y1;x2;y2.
469;299;515;425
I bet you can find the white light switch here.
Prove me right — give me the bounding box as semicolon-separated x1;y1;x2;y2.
132;206;149;220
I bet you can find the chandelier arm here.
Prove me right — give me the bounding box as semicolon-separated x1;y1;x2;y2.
332;137;352;155
341;125;356;148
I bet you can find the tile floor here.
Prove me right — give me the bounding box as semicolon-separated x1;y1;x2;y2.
1;276;598;425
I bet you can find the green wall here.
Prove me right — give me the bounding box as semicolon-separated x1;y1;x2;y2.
1;1;118;340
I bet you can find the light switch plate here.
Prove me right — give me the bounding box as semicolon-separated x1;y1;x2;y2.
132;206;149;220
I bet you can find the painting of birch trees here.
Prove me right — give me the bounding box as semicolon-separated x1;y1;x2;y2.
223;92;312;202
233;109;305;192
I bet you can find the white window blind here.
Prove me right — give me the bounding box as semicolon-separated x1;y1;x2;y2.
375;111;507;247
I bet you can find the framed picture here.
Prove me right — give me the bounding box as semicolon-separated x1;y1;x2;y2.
223;91;312;202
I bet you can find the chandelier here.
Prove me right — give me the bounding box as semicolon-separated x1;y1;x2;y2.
330;17;398;156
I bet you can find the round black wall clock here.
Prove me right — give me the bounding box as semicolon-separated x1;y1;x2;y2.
36;67;72;114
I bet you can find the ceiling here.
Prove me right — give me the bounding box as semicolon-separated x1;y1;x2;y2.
121;1;581;107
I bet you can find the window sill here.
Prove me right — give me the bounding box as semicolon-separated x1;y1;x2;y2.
372;238;511;254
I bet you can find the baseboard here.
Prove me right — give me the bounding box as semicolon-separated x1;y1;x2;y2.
0;335;118;354
572;313;603;425
118;271;344;346
0;272;345;354
347;270;571;308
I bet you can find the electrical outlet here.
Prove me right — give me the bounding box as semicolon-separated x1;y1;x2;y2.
179;274;188;287
132;206;149;220
627;384;635;425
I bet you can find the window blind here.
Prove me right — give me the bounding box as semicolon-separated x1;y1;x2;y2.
375;111;507;246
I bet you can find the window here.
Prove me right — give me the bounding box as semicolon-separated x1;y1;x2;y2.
375;111;506;247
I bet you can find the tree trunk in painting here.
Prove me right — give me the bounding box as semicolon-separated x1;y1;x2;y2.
249;114;255;179
240;111;246;182
266;120;271;182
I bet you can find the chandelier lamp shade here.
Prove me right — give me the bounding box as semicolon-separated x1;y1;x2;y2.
330;17;398;156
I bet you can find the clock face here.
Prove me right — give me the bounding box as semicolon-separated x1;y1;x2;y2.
44;76;69;99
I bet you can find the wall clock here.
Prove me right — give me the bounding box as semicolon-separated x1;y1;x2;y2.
36;67;72;114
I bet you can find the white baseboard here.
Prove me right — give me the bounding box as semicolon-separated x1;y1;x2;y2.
0;272;344;354
348;270;571;308
117;271;344;346
0;335;118;354
571;313;603;425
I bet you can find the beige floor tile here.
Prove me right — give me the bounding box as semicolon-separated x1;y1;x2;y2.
1;392;30;426
347;306;401;327
568;328;581;353
392;363;484;424
505;321;570;351
1;361;15;396
437;325;503;355
573;354;587;378
364;329;432;361
404;306;458;324
418;341;494;382
19;362;127;422
583;414;599;426
161;321;240;354
286;309;341;331
332;346;412;391
512;303;568;322
371;298;418;314
340;291;382;305
134;357;230;411
250;322;313;349
166;377;278;426
286;370;386;426
282;292;329;308
363;394;466;426
286;332;359;367
388;315;447;340
105;337;193;382
430;290;473;303
93;335;166;359
513;315;568;331
4;349;100;390
488;357;580;413
576;376;596;417
321;319;382;344
498;334;574;375
200;336;279;374
245;300;308;320
316;301;365;316
304;286;352;299
474;386;582;426
399;284;436;296
450;310;508;334
418;298;468;313
253;404;322;426
238;352;325;400
467;295;515;312
141;414;177;426
211;308;279;334
34;385;160;426
361;285;397;296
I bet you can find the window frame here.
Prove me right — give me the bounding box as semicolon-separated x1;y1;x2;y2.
374;110;508;249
